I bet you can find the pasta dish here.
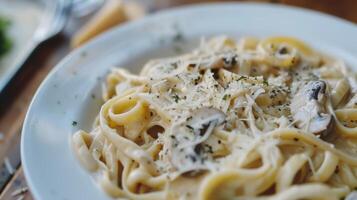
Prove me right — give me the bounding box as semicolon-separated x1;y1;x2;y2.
72;36;357;200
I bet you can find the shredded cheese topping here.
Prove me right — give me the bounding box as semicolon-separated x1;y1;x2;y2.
72;36;357;200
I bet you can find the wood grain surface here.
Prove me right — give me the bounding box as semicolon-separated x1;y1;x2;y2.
0;0;355;199
0;36;69;199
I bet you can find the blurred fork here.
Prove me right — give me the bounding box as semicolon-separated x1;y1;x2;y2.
35;0;105;42
0;0;105;93
33;0;71;43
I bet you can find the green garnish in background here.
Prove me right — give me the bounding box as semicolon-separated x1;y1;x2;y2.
0;17;12;59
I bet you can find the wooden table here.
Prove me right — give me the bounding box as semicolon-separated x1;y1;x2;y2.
0;0;356;199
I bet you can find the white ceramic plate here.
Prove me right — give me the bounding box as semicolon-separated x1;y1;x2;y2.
22;3;357;200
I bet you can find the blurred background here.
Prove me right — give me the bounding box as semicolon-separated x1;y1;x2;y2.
0;0;356;199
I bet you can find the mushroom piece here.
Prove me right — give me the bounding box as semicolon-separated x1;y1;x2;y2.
186;107;226;139
290;81;333;135
168;107;226;172
187;51;238;71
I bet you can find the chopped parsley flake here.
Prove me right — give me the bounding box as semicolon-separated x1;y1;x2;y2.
172;94;180;103
263;80;269;86
173;32;183;42
186;125;194;130
223;94;231;101
237;76;247;81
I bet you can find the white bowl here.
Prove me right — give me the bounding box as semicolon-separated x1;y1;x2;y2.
21;3;357;200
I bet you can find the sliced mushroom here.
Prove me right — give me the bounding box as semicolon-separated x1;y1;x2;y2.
186;107;226;138
168;107;226;173
290;81;333;136
186;51;238;72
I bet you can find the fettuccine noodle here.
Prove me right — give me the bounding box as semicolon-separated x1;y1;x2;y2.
72;36;357;200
